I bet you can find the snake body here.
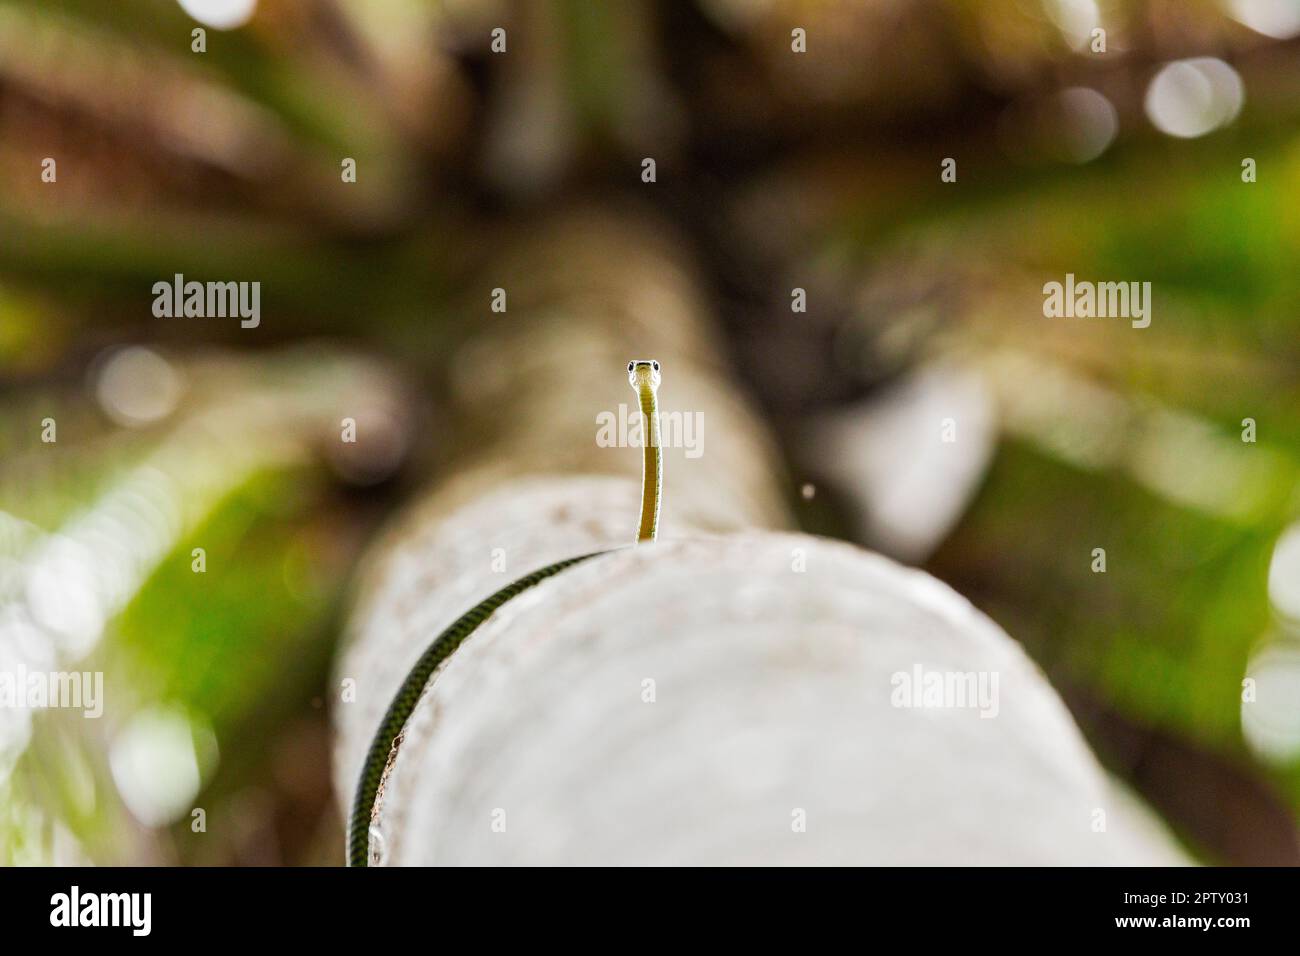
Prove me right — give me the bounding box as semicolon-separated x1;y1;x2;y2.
346;360;661;866
631;360;662;542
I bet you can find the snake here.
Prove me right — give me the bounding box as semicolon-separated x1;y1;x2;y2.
346;359;662;866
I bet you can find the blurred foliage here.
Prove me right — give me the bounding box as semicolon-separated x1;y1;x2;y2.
1;0;1298;865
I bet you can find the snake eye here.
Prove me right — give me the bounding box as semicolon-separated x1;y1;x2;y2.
652;361;660;371
627;362;634;372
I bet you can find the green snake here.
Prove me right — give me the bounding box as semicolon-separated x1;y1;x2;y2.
346;359;662;866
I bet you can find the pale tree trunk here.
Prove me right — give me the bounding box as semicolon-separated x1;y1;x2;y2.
332;212;1187;865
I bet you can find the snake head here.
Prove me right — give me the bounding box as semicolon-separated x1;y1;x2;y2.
627;359;661;389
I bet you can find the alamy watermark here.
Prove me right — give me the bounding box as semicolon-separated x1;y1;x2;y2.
890;665;999;718
1043;273;1151;328
50;886;150;936
0;664;103;718
152;273;260;328
596;404;704;458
